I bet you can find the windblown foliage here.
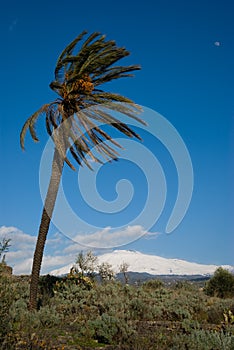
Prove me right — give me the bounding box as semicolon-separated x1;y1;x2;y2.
20;31;145;169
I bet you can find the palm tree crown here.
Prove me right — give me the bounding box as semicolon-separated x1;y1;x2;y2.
20;30;145;168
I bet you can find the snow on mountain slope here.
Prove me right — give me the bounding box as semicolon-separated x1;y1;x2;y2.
49;250;233;276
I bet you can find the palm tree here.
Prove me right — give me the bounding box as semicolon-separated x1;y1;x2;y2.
20;31;145;310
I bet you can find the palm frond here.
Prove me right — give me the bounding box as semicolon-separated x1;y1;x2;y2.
93;65;141;85
83;99;145;126
20;104;51;150
21;30;145;169
52;31;136;88
55;30;87;81
81;31;102;49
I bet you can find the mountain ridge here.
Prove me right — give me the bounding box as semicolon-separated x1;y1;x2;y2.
49;249;233;277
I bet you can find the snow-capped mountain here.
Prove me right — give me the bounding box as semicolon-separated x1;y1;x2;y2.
49;250;233;277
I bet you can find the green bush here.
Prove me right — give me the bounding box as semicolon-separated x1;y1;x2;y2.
38;274;60;306
1;271;234;349
204;268;234;298
185;329;234;350
0;276;14;339
207;298;234;324
142;278;164;289
89;314;118;343
89;313;135;344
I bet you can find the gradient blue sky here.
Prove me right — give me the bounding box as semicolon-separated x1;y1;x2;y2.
0;0;233;273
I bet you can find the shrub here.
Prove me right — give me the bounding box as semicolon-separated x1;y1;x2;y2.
0;276;14;339
89;313;135;344
89;314;118;344
38;274;60;306
207;299;234;324
2;269;234;349
204;268;234;298
185;329;234;350
98;262;115;282
174;280;199;292
142;279;164;290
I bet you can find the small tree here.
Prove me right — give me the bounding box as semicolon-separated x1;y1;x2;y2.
204;267;234;298
75;250;98;279
119;261;129;284
98;262;115;282
0;238;12;275
0;238;11;265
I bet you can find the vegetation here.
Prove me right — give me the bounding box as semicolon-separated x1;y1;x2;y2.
204;267;234;298
0;238;12;275
75;251;98;279
119;262;129;284
20;31;144;309
1;267;234;349
0;238;11;264
98;262;115;282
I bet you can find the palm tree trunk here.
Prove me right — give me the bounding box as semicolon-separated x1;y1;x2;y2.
29;148;64;310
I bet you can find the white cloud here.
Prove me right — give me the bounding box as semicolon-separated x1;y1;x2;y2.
143;231;161;240
0;226;35;274
0;226;20;236
40;255;75;274
0;226;36;245
63;242;89;254
0;226;36;257
14;258;33;275
0;226;89;274
72;225;146;248
0;226;72;274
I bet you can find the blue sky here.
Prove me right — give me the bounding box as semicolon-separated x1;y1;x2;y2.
0;0;233;273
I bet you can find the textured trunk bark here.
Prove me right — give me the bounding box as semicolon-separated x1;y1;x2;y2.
29;149;64;310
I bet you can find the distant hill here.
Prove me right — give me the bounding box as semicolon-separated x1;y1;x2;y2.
49;250;233;277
